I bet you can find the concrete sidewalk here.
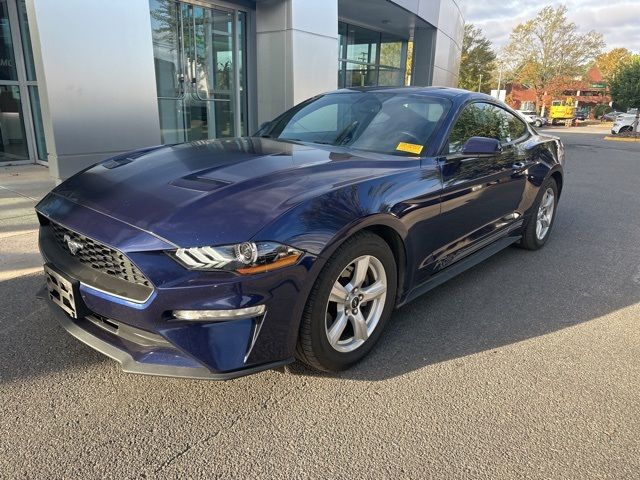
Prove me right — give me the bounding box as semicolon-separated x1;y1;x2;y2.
0;164;54;281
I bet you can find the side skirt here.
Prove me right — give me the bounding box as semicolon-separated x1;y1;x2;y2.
397;235;521;308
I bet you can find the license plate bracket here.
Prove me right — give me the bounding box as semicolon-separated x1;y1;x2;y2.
44;264;81;319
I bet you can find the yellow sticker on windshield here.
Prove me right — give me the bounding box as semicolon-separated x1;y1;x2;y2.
396;142;423;155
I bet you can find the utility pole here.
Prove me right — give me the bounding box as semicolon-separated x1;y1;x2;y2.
478;73;483;92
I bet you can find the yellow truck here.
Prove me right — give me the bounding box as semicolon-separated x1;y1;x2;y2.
548;98;575;125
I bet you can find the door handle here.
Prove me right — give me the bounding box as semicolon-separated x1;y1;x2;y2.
512;162;526;170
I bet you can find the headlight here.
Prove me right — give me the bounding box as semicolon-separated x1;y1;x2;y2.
168;241;302;274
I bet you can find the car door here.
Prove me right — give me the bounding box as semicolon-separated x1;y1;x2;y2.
431;102;529;272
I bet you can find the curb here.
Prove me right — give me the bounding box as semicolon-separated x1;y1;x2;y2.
604;136;640;143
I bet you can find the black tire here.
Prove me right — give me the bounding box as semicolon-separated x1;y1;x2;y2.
519;177;559;250
296;231;398;372
534;120;542;127
619;126;633;133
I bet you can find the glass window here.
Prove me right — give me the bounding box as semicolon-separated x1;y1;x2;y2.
345;25;378;64
503;109;528;141
448;102;510;153
150;0;182;99
338;22;347;59
28;85;45;160
150;1;247;143
17;0;35;81
377;67;404;87
238;11;247;135
379;33;404;68
281;103;339;137
343;62;376;87
264;92;450;156
338;22;408;89
0;0;17;81
0;84;28;161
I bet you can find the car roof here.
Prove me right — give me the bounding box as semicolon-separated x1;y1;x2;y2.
329;86;491;101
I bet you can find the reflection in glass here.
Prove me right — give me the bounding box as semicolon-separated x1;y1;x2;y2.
344;62;376;88
0;85;28;161
266;91;449;156
338;22;408;89
345;25;378;64
379;33;405;68
150;0;186;143
150;0;245;143
0;0;18;81
28;85;46;160
17;0;35;81
191;6;234;138
378;68;404;86
238;11;247;135
448;103;511;153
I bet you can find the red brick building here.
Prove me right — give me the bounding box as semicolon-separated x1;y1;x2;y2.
506;66;611;116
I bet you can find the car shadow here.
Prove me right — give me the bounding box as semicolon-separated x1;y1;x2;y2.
288;200;640;381
2;182;639;385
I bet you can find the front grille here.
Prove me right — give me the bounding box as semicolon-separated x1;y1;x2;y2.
50;222;151;288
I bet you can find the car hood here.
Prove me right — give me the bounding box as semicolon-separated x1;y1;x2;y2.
50;138;404;247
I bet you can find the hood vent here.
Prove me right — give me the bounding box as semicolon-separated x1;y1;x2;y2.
169;174;232;192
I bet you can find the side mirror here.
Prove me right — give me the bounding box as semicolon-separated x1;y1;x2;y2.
461;136;502;156
254;121;272;137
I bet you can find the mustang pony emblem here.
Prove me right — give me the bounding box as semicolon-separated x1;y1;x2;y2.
63;234;84;255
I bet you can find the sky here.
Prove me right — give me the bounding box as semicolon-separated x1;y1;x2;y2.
459;0;640;53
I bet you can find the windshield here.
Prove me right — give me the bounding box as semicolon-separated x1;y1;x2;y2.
258;91;450;156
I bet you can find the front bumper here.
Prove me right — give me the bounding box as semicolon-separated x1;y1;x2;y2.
37;285;294;380
35;195;320;380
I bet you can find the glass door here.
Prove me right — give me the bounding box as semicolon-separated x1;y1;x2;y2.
150;0;247;144
0;0;29;162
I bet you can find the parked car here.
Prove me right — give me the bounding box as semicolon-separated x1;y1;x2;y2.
612;113;640;134
574;110;587;121
36;87;565;380
602;111;624;122
517;110;547;127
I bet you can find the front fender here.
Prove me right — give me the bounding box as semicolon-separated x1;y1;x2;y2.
251;176;411;257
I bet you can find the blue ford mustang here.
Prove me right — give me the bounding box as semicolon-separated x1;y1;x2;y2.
36;87;564;379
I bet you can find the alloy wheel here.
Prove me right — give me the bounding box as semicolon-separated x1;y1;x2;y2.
325;255;387;353
536;187;555;240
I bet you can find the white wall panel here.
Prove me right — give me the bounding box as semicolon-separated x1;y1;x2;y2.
27;0;161;180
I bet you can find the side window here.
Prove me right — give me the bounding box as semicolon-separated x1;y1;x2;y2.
502;110;528;141
448;102;508;153
448;103;527;153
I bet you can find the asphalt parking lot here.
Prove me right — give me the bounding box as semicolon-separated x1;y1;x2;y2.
1;129;639;479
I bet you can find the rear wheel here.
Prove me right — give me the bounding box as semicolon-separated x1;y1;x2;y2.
296;232;397;372
519;177;558;250
534;120;542;127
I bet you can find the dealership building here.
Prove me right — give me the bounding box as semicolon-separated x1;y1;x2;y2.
2;0;463;180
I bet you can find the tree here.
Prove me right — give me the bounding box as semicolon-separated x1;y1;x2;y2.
595;48;634;85
458;24;496;93
504;5;605;111
609;56;640;110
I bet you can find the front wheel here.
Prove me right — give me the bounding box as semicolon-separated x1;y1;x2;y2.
519;177;558;250
534;120;542;127
296;232;397;372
